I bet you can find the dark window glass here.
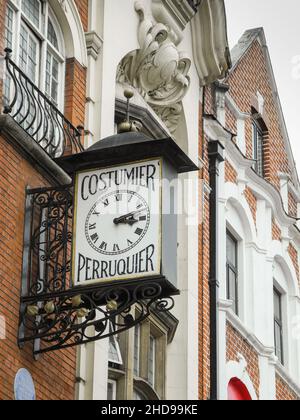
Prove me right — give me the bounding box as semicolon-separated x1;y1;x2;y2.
252;121;264;177
274;288;284;365
226;231;238;315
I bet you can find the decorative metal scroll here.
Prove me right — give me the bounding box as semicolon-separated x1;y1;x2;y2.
3;49;84;158
19;185;174;355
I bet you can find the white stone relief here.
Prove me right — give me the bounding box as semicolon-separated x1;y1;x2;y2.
117;1;191;134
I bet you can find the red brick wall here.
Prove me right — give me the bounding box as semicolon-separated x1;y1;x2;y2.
65;58;87;130
74;0;89;32
198;129;211;400
288;244;300;284
226;323;259;398
225;160;237;184
0;134;76;400
244;187;257;227
288;192;298;218
276;375;299;400
272;219;282;241
225;41;291;191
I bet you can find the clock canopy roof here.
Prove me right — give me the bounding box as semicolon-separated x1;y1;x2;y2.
56;132;198;175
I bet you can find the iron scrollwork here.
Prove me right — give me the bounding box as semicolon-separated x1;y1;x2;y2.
19;185;175;355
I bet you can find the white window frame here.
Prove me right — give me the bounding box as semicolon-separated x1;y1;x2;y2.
5;0;65;112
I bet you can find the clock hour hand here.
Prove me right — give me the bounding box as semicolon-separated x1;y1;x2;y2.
113;208;146;226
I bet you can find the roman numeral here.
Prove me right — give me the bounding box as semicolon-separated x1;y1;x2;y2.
137;203;143;209
135;228;143;236
93;210;101;216
101;199;109;207
113;244;120;252
90;233;99;243
115;194;123;202
139;216;147;221
99;242;108;251
128;194;134;203
89;223;96;230
127;239;133;247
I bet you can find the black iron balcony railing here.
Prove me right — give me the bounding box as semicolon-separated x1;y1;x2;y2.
2;49;84;158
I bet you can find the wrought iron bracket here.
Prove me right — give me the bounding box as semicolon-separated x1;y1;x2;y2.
18;185;178;355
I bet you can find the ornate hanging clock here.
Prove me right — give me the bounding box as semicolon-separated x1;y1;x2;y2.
57;99;198;297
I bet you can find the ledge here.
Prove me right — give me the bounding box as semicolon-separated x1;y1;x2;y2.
0;115;71;186
275;363;300;398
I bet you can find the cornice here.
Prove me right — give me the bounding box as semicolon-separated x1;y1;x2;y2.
85;31;103;60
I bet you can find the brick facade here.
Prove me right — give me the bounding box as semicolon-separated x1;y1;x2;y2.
226;323;260;398
0;134;76;400
225;160;237;184
276;375;299;401
200;30;300;400
0;0;89;400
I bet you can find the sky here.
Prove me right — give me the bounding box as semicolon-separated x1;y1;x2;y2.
225;0;300;172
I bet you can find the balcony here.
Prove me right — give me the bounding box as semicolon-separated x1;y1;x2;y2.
2;49;84;159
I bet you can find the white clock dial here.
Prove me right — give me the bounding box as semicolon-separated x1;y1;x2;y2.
85;190;151;256
73;158;161;285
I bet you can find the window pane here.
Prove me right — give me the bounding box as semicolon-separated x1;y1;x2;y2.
252;121;264;176
45;52;59;106
148;335;155;387
226;233;237;267
5;6;14;49
19;25;39;82
227;267;238;314
22;0;41;28
47;19;59;49
275;323;283;365
274;290;281;320
107;381;116;401
108;335;122;365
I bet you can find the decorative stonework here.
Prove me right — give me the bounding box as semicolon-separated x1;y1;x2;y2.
85;31;103;60
117;1;191;134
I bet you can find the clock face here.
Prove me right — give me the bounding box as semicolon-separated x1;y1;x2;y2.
73;159;162;286
85;190;151;256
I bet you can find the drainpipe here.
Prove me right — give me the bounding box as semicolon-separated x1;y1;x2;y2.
208;140;224;401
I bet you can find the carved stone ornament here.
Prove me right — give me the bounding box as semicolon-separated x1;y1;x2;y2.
117;1;191;134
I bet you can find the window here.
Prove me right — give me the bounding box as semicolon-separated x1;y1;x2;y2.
107;380;117;401
226;231;238;315
108;333;123;366
252;120;264;177
4;1;65;110
22;0;41;29
134;325;140;377
274;288;284;365
148;335;156;387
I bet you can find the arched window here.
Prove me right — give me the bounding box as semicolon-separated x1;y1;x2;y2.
4;0;65;110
